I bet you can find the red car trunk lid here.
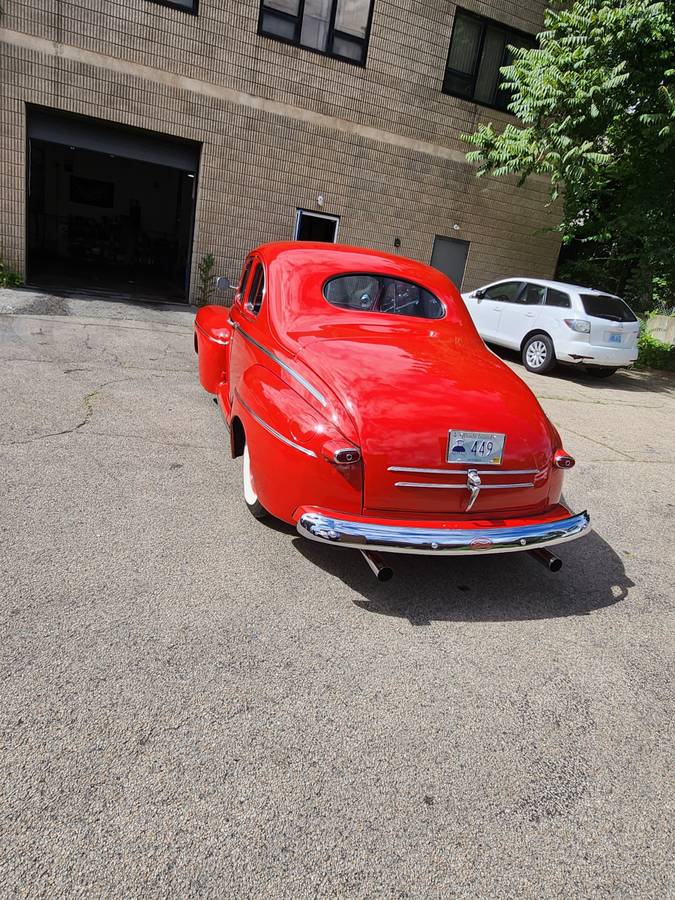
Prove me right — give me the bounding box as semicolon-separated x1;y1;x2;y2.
296;332;555;516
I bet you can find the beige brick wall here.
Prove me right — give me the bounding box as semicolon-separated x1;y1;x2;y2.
0;1;561;300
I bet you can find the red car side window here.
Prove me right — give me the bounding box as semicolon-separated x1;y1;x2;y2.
245;263;265;316
236;260;253;307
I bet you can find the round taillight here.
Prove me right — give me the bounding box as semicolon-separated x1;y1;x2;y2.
554;449;575;469
334;448;361;465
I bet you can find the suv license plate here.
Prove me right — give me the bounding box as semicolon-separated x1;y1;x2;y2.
447;431;505;465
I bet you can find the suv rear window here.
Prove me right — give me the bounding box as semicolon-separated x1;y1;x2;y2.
579;293;637;322
324;274;444;319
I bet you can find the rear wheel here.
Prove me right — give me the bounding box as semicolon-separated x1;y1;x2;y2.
585;366;618;378
523;334;556;374
242;444;268;519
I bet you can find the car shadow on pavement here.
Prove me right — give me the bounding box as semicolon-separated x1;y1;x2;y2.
291;529;633;625
489;344;674;395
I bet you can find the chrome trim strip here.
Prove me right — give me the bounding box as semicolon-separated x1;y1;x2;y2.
389;466;539;475
234;324;328;407
297;510;591;556
195;322;230;346
395;482;465;489
395;481;534;489
235;392;317;458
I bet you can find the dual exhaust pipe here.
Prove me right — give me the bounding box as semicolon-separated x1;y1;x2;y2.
359;546;562;581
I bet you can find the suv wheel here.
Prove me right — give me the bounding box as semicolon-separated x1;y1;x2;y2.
523;334;556;374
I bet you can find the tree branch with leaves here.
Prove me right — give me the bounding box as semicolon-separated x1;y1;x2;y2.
463;0;675;311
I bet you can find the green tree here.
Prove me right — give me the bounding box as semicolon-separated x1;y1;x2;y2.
463;0;675;312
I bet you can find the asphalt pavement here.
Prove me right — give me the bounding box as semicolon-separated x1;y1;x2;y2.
1;288;673;898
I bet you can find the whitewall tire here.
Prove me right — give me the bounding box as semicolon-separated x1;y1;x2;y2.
242;444;268;519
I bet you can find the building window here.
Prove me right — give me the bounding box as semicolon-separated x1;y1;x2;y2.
443;9;536;111
259;0;374;65
146;0;198;13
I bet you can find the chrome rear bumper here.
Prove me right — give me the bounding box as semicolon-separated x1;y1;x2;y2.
296;509;590;556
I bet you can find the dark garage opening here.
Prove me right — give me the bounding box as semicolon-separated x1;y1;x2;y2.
26;108;200;302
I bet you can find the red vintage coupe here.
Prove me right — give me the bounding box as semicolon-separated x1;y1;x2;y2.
195;243;590;580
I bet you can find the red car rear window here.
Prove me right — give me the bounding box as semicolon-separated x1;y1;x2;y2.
324;274;444;320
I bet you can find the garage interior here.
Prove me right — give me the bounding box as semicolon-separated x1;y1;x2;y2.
26;108;200;302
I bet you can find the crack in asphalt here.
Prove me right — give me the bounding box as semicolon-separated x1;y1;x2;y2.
0;358;193;375
554;425;636;460
540;394;669;409
2;427;222;452
85;431;222;452
0;313;193;336
1;377;131;446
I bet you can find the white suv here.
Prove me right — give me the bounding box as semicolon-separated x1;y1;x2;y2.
461;278;640;377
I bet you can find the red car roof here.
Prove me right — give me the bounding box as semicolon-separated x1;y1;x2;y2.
255;241;449;284
251;242;473;351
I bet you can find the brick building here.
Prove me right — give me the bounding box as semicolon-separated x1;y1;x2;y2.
0;1;560;302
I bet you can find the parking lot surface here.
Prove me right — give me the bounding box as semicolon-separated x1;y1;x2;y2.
1;290;673;898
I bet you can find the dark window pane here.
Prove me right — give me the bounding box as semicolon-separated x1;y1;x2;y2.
324;275;444;320
300;0;332;51
296;210;338;241
335;0;370;38
325;274;380;309
444;71;474;98
332;34;364;61
520;283;546;305
545;288;571;308
494;42;516;110
474;26;505;105
484;281;524;302
579;294;637;322
265;0;300;12
260;0;372;64
261;10;296;40
444;12;536;111
447;13;482;75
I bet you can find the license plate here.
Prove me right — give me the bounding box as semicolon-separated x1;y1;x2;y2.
608;333;622;343
447;430;505;465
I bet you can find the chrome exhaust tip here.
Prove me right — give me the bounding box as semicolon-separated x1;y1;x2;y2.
528;547;563;573
360;549;394;582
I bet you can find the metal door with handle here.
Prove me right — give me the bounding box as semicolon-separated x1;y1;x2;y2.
430;235;470;290
475;280;525;343
497;282;546;349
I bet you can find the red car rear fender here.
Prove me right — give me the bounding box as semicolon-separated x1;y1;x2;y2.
235;365;358;458
232;365;363;520
274;355;359;445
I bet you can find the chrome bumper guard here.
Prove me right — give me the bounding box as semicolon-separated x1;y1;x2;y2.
297;510;590;556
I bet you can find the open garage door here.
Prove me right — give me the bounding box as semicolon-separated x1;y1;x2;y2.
26;107;200;302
